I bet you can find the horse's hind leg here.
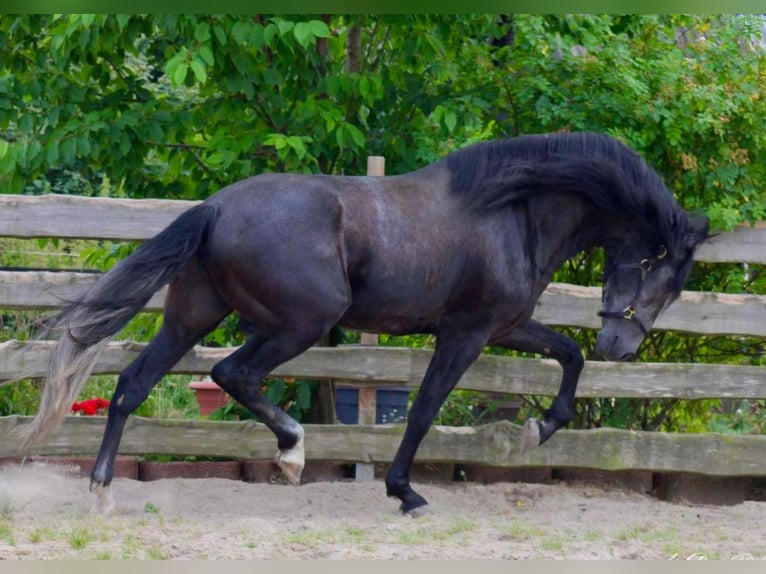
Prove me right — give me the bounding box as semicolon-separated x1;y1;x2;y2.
489;319;584;453
210;318;340;485
90;262;231;512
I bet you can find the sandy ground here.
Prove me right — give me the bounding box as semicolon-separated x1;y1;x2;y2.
1;462;765;560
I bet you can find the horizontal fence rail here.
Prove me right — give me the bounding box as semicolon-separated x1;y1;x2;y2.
2;416;766;477
2;193;766;477
0;194;766;264
2;341;766;400
1;194;765;263
2;272;765;337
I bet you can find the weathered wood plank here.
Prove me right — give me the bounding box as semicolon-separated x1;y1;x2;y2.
3;340;766;400
3;270;766;337
694;221;766;265
0;194;197;240
3;416;765;476
0;194;766;264
0;270;166;311
1;194;764;264
534;283;766;336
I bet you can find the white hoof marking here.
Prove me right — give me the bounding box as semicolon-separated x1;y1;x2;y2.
520;418;541;455
91;484;114;515
275;427;305;486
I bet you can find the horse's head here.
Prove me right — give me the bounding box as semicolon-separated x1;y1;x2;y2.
595;214;709;361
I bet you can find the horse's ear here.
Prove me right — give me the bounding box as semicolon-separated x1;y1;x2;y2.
684;214;710;250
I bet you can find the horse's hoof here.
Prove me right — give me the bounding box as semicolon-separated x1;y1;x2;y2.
520;418;541;455
275;432;305;486
90;483;114;515
403;504;429;518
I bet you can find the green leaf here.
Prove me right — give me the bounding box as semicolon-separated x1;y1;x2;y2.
45;139;59;165
444;109;457;132
344;123;365;148
265;379;286;405
264;133;287;150
286;135;308;159
198;46;214;66
251;25;264;50
194;22;210;42
60;137;76;163
190;59;207;84
0;141;8;159
115;14;130;32
77;135;91;156
335;126;346;149
263;23;277;47
262;68;282;85
276;19;294;37
173;62;188;86
359;77;370;98
213;24;226;45
51;33;65;53
308;20;330;38
294;22;312;49
296;382;312;410
231;21;250;44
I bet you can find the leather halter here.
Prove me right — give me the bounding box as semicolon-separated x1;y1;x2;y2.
597;245;668;336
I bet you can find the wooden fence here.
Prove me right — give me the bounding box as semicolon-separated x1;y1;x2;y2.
1;194;766;477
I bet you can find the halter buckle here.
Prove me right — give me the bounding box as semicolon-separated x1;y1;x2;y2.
623;306;636;320
640;258;652;272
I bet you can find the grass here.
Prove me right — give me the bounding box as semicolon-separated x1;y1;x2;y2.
146;546;170;560
0;519;15;546
616;524;679;544
121;533;142;559
29;526;56;544
0;495;28;520
68;526;95;550
502;519;547;541
540;536;565;552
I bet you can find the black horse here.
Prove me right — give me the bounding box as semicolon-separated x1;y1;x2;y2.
21;132;709;515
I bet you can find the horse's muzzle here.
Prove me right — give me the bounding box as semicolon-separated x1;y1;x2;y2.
594;329;641;362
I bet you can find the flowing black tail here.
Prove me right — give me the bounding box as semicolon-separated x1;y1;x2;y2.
21;203;219;449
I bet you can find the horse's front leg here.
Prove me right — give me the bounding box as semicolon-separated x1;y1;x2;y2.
489;319;584;452
385;329;488;516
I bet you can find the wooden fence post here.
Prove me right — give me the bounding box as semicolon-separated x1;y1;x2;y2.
353;155;386;481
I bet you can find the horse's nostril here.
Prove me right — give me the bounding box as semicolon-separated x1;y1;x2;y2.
619;352;635;361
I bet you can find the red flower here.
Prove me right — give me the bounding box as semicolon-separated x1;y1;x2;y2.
71;398;110;416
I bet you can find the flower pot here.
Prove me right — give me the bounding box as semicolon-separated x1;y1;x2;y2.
188;378;230;416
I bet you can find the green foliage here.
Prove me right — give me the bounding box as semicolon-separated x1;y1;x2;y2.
0;380;42;416
3;14;765;222
433;390;480;427
208;378;318;423
78;375;200;419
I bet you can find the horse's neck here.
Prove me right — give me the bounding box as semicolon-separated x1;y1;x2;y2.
526;195;619;281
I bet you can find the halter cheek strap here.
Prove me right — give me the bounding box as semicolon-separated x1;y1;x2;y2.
597;245;668;336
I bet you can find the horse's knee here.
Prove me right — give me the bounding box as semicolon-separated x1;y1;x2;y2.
210;361;235;388
560;339;584;373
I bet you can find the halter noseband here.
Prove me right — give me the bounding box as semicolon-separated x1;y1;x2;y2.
597;245;668;336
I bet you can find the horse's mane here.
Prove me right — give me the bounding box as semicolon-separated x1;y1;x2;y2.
445;132;689;256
